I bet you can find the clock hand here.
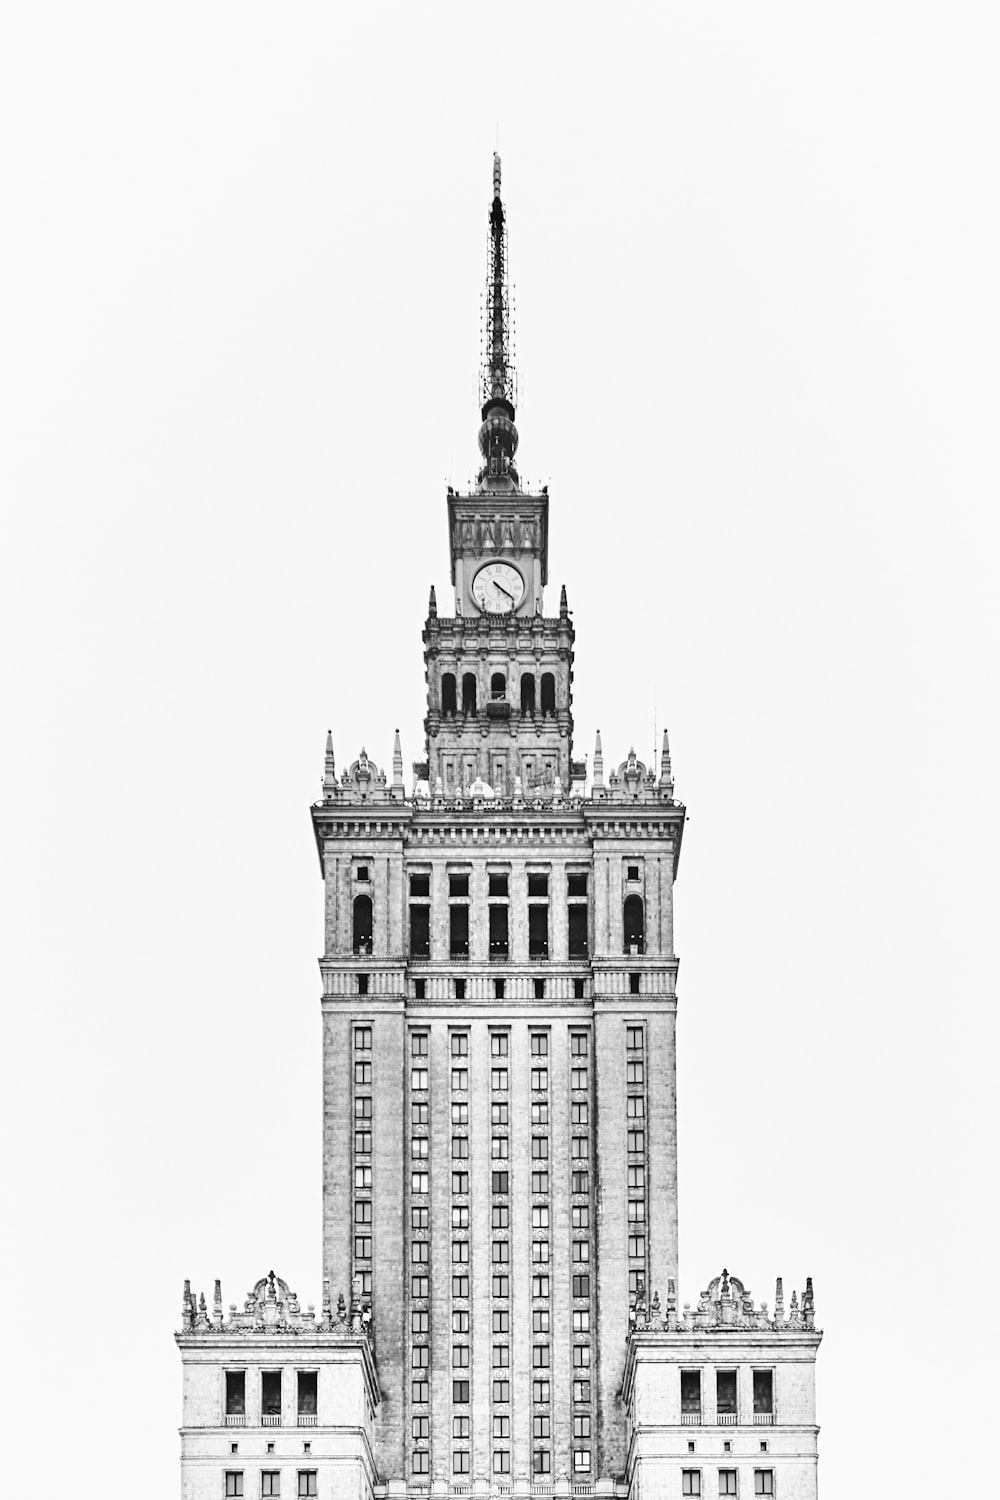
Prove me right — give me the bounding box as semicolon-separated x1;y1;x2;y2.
494;580;514;603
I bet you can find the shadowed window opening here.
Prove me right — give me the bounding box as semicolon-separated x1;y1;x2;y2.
450;905;469;958
462;673;477;714
261;1371;281;1417
225;1372;245;1416
568;904;588;959
540;672;556;714
297;1372;317;1417
529;906;548;959
681;1370;701;1419
623;894;644;954
520;674;536;714
717;1370;737;1417
490;905;509;959
441;673;457;715
409;905;429;958
353;895;373;954
491;672;506;700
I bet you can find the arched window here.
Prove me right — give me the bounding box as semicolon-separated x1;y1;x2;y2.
540;672;556;714
462;673;478;714
441;673;457;715
623;894;645;955
353;894;373;955
491;672;506;701
520;673;536;714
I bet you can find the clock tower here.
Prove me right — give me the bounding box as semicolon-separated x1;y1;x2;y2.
422;157;578;801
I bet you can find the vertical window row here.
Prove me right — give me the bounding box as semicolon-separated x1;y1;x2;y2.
527;870;549;959
490;1031;510;1477
626;1024;648;1310
353;1026;373;1302
488;870;509;960
449;870;470;959
409;871;430;960
529;1031;551;1477
450;1032;471;1477
570;1029;592;1476
567;870;589;959
409;1031;430;1479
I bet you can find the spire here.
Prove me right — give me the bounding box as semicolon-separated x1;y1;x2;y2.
428;584;437;619
593;729;604;789
392;729;404;796
478;154;519;491
322;732;336;798
659;728;674;794
559;584;569;619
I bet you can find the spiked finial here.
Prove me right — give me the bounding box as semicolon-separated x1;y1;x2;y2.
559;584;568;619
322;732;336;798
213;1278;223;1324
428;584;437;619
659;728;674;794
392;729;404;795
593;729;604;789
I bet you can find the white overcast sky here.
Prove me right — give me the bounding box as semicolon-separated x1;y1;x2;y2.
2;4;998;1496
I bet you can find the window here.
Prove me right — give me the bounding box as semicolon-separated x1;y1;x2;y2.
572;1102;589;1125
411;1450;429;1475
572;1136;589;1159
297;1371;317;1417
682;1474;702;1497
451;1068;468;1091
753;1369;774;1416
491;1171;508;1193
491;1033;509;1056
452;1451;470;1476
449;904;469;958
628;1129;645;1153
531;1067;548;1090
717;1369;738;1417
574;977;585;998
572;1309;591;1332
572;1241;590;1262
755;1474;774;1497
533;1309;550;1333
492;1240;510;1263
493;1344;510;1367
453;1309;469;1333
453;1379;470;1403
572;1274;590;1298
629;971;640;995
628;1199;645;1221
572;1033;589;1056
627;1095;645;1118
441;672;457;713
533;1450;551;1475
489;904;509;958
492;1101;509;1125
412;1377;429;1401
354;1027;371;1051
492;1136;509;1159
627;1025;644;1050
719;1473;738;1496
412;1240;430;1265
571;1171;588;1193
452;1171;470;1196
461;673;477;714
572;1205;589;1228
573;1449;591;1472
533;1379;550;1403
540;672;556;713
410;873;429;898
627;863;640;881
532;1205;549;1228
452;1102;468;1125
414;977;426;999
357;972;369;995
411;1066;428;1089
493;1308;510;1332
355;1130;371;1154
573;1380;591;1403
521;673;536;713
411;1137;428;1160
449;872;469;897
532;1344;550;1368
453;1416;470;1440
532;1275;550;1298
412;1276;429;1298
453;1275;469;1297
261;1371;281;1417
623;893;645;953
528;904;548;958
409;904;430;957
355;1164;373;1190
573;1345;591;1367
532;1240;550;1265
571;1067;588;1089
454;977;466;999
411;1171;428;1193
412;1311;429;1333
225;1371;245;1416
411;1345;430;1368
534;977;546;999
531;1170;549;1193
681;1369;701;1417
628;1234;645;1257
453;1344;470;1368
531;1101;549;1124
492;1274;509;1297
297;1475;318;1499
452;1240;469;1263
627;1060;644;1084
494;976;505;998
261;1475;279;1497
452;1205;469;1228
493;1379;510;1403
528;872;549;897
493;1451;511;1475
352;894;373;954
491;1068;508;1091
628;1164;645;1189
532;1136;549;1159
489;872;509;896
224;1475;243;1497
492;1205;510;1228
568;902;588;958
573;1414;591;1439
451;1033;468;1057
493;1414;511;1439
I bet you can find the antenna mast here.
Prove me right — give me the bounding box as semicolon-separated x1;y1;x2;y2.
477;154;520;490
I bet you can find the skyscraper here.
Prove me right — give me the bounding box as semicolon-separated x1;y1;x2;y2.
177;157;822;1500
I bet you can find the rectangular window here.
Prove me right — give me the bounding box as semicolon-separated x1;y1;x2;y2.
411;1137;428;1160
628;1234;645;1258
572;1205;589;1229
411;1346;429;1368
531;1205;550;1228
682;1474;702;1497
533;1379;550;1403
451;1102;468;1125
531;1032;549;1056
452;1136;469;1159
453;1416;470;1439
571;1067;588;1089
572;1241;590;1262
532;1240;550;1263
573;1415;591;1438
719;1473;738;1497
572;1136;589;1159
492;1101;509;1125
534;976;545;998
572;1309;591;1331
574;1450;591;1473
717;1369;738;1417
627;1025;644;1049
411;1067;428;1090
261;1371;281;1417
452;1205;469;1228
412;1276;429;1298
261;1474;279;1498
571;1033;589;1056
755;1474;774;1497
491;1171;508;1193
225;1371;245;1416
531;1170;549;1194
410;873;430;897
491;1136;509;1159
354;1059;372;1085
628;1199;646;1222
411;1311;429;1333
532;1344;550;1368
571;1102;589;1125
567;872;588;897
409;904;430;957
534;1450;551;1475
449;904;469;958
627;1060;644;1084
533;1309;550;1333
449;873;469;897
489;872;509;896
297;1370;317;1416
492;1240;510;1264
297;1474;317;1498
354;1027;372;1050
489;904;509;958
452;1275;469;1297
681;1369;702;1417
452;1241;469;1264
753;1369;774;1415
452;1344;470;1368
411;1377;429;1401
451;1068;468;1091
528;904;549;958
452;1451;470;1475
493;1308;510;1333
451;1032;468;1056
571;1171;589;1194
573;1379;591;1403
224;1476;243;1498
411;1451;429;1475
627;1164;645;1189
493;1451;511;1475
492;1205;510;1228
528;872;549;896
492;1344;510;1367
531;1067;548;1091
491;1033;509;1056
411;1171;428;1193
493;1416;511;1441
491;1068;508;1091
531;1101;549;1125
572;1274;590;1298
492;1274;509;1298
452;1380;470;1403
532;1136;549;1159
454;977;466;999
568;902;588;958
627;1129;645;1153
354;1096;372;1120
493;1379;510;1403
532;1275;550;1298
453;1310;469;1333
573;1345;591;1367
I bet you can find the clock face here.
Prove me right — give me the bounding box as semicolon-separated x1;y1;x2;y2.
472;561;525;614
